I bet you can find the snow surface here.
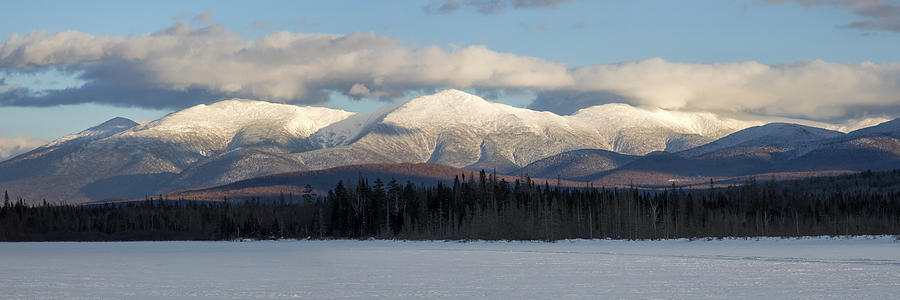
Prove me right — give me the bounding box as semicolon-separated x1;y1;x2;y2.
134;99;355;138
570;103;755;138
44;117;139;147
386;90;757;155
299;89;760;172
1;237;898;299
118;99;355;153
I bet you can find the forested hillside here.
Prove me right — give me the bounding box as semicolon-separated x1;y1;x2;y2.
1;170;898;241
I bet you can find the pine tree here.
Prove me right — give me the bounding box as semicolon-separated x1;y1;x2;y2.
302;184;314;202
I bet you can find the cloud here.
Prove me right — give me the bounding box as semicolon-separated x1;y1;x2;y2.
0;23;572;109
560;58;900;120
0;135;45;161
828;116;894;131
193;11;214;24
425;0;576;14
1;23;900;122
765;0;900;32
528;90;630;115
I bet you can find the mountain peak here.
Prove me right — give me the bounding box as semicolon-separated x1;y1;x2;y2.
432;88;480;98
405;89;490;106
91;117;139;131
124;98;355;147
742;123;844;138
384;90;507;125
45;117;139;147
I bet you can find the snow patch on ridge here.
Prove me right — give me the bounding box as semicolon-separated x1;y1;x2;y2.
45;117;139;147
130;99;355;138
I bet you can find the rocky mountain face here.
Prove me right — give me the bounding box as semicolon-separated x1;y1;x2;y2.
3;89;896;204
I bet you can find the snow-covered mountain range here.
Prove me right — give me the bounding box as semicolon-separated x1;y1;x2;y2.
297;89;753;172
1;89;897;203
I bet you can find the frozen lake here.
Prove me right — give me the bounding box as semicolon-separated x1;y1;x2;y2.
1;237;898;299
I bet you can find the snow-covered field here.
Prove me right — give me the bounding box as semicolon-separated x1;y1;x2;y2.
1;237;898;299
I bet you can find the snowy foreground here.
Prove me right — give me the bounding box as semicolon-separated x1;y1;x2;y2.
1;237;899;299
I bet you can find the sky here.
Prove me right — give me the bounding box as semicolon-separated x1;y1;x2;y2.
1;0;900;160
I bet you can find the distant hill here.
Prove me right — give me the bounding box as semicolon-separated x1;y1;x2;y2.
162;163;582;203
578;120;900;186
514;149;639;179
678;123;845;158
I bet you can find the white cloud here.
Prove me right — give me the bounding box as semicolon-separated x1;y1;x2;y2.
565;58;900;120
0;23;571;108
0;23;899;122
825;116;894;132
0;135;45;161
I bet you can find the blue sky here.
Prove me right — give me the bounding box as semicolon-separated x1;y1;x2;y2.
1;0;899;147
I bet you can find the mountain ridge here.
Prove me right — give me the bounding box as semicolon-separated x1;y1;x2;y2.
2;89;898;204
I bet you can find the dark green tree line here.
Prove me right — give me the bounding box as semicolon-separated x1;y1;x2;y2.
1;170;899;241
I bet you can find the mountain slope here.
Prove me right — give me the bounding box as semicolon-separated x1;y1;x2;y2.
679;123;845;158
160;163;601;204
298;90;753;173
850;118;900;138
515;149;639;179
569;104;755;154
583;119;900;185
299;90;607;173
167;163;554;203
43;117;140;148
0;117;141;181
116;99;355;154
0;90;786;204
0;101;354;203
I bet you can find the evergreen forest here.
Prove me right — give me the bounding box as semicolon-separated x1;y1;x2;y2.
2;169;899;241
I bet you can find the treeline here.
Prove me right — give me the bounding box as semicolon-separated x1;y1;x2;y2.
1;170;899;241
793;169;900;195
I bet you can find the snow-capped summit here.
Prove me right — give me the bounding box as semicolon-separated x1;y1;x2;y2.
45;117;139;147
385;89;573;129
299;90;756;173
568;103;757;154
114;99;355;153
0;89;796;204
572;103;754;138
128;99;354;140
387;89;498;124
94;117;140;130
